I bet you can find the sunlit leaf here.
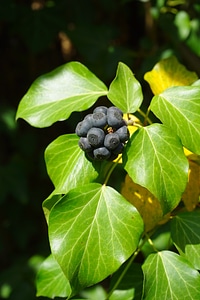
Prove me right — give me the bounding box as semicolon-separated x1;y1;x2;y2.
170;211;200;270
144;56;198;95
151;85;200;155
107;62;143;113
36;255;71;298
182;161;200;211
121;174;170;232
16;62;108;127
142;251;200;300
49;183;144;294
45;134;101;194
123;124;189;214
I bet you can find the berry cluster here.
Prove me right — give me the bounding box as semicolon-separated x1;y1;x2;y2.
75;106;130;161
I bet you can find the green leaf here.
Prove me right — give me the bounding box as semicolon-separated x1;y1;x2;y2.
16;61;108;127
49;183;144;294
109;263;143;300
107;62;143;113
45;134;101;194
42;192;63;224
142;251;200;300
170;210;200;270
151;86;200;155
123;124;189;214
36;254;71;298
79;285;107;299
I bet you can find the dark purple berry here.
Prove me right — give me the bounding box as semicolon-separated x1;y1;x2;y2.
112;142;124;154
107;107;125;129
93;147;111;160
75;120;93;137
116;125;130;142
87;127;105;147
104;133;120;150
93;106;108;115
92;112;107;128
78;137;93;152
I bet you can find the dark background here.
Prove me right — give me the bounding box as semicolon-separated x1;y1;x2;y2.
0;0;200;299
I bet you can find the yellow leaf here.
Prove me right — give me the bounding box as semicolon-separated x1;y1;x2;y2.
144;56;198;95
184;148;200;165
182;161;200;211
121;174;170;232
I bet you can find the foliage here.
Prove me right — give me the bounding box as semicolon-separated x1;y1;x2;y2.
16;56;200;299
2;0;200;299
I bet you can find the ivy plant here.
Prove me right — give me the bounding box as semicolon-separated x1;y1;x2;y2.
16;56;200;299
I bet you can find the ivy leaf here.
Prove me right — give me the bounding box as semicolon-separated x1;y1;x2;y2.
49;183;144;294
123;124;189;214
151;86;200;155
16;62;108;127
142;251;200;300
45;134;101;194
36;254;71;298
42;192;63;224
170;211;200;270
144;56;198;95
107;62;143;113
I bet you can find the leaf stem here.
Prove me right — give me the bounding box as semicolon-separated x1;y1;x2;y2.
138;107;152;125
103;155;122;186
145;232;158;252
106;236;147;299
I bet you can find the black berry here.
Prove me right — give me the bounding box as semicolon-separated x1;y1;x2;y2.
116;125;130;142
104;133;120;150
93;147;111;160
78;137;93;152
75;105;130;161
107;107;125;129
87;127;105;147
93;106;108;115
92;112;107;128
75;119;93;137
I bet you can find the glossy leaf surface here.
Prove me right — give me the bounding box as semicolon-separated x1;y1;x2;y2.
151;86;200;155
124;124;189;214
45;134;101;194
36;255;71;298
142;251;200;300
107;62;143;113
16;62;108;127
49;183;144;293
170;210;200;270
